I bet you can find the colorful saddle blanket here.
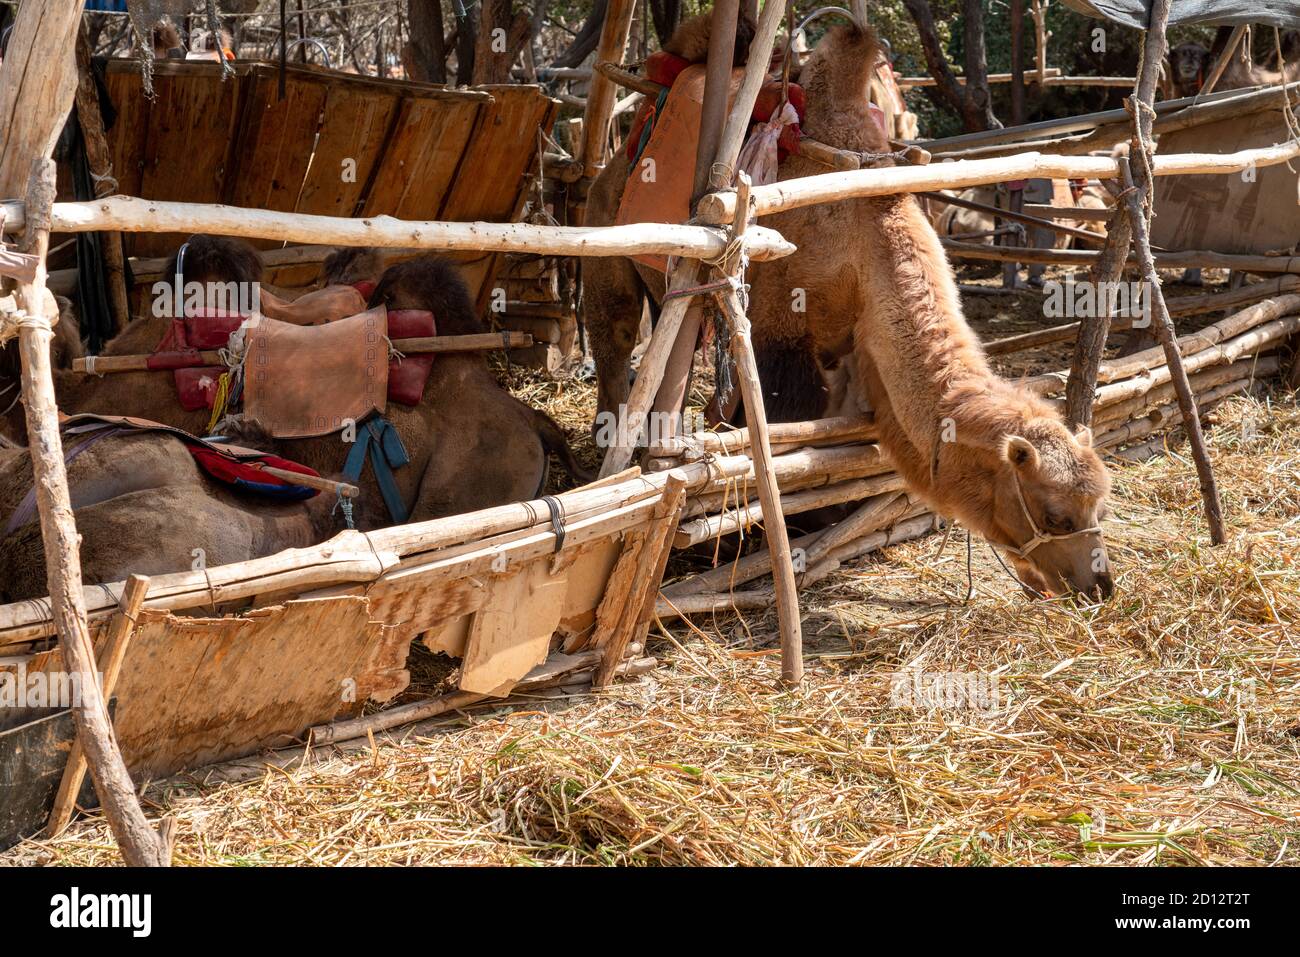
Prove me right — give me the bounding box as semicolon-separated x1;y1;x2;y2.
57;414;323;501
4;414;323;536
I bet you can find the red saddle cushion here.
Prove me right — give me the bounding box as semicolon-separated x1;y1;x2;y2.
173;366;226;411
184;310;246;349
387;308;436;406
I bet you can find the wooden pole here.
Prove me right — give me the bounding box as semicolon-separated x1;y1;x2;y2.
1063;0;1168;428
74;21;132;334
597;257;703;477
5;196;795;263
709;0;788;190
47;574;150;838
0;1;83;197
692;138;1300;222
692;0;741;202
1117;156;1227;544
716;172;802;685
13;160;167;867
593;472;688;687
1003;0;1027;289
581;0;638;177
1200;24;1247;96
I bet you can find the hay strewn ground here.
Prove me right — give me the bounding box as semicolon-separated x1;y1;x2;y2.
6;378;1297;866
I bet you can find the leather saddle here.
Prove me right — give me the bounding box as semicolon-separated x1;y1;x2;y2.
242;305;389;438
260;284;367;326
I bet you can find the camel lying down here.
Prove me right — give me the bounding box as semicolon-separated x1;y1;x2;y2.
0;242;592;599
0;430;329;602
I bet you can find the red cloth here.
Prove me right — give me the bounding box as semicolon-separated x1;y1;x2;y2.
625;53;806;164
387;308;436;406
173;366;226;411
187;444;321;500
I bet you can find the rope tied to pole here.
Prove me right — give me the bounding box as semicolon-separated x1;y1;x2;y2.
0;309;55;345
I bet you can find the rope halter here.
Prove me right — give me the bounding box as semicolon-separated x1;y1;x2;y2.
1000;472;1103;560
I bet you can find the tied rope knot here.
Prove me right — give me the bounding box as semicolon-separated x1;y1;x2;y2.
0;310;54;345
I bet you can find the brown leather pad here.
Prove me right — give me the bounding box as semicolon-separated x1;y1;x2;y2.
243;305;389;438
260;284;367;326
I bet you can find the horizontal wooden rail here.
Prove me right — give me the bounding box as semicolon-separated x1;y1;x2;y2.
696;141;1300;223
0;196;796;262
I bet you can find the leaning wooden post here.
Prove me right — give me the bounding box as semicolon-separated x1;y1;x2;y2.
12;160;167;866
1063;0;1168;428
708;0;788;190
48;573;151;838
1117;156;1227;544
716;173;803;685
580;0;639;178
597;257;703;477
692;0;741;202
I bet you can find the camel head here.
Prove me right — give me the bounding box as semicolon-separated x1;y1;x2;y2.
163;234;263;287
797;22;890;153
661;9;756;66
1166;42;1210;96
322;246;390;288
980;417;1113;601
367;255;483;336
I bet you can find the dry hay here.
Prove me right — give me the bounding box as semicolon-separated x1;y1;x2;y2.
5;381;1297;867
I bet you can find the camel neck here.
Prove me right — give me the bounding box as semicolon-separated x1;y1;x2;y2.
860;193;1016;448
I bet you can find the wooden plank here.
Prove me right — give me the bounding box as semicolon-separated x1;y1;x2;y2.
441;86;558;222
103;69;149;199
223;71;329;243
594;474;687;687
131;69;247;257
47;574;149;838
110;597;392;779
459;557;569;695
301;79;402;217
360;95;482;220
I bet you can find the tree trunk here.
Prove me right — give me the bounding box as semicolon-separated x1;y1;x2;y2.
648;0;681;47
552;0;608;69
406;0;447;83
472;0;541;85
455;2;477;84
961;0;1000;131
903;0;1000;132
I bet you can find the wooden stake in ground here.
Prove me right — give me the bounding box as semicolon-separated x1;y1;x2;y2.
716;172;803;686
48;574;150;838
11;160;167;866
1117;156;1227;544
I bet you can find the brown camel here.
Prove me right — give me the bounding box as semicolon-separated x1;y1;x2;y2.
588;21;1114;597
801;25;1113;598
1163;33;1300;99
228;251;592;528
17;235;590;530
0;429;335;601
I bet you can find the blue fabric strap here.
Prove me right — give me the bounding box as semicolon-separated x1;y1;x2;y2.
342;416;410;524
